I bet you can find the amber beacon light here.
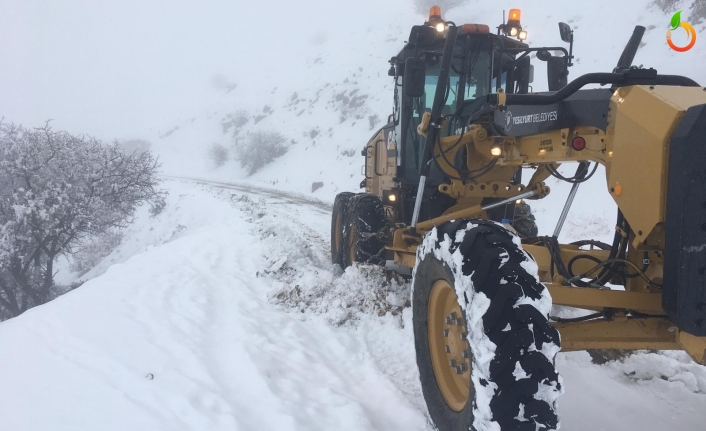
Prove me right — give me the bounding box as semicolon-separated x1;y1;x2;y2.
427;5;447;32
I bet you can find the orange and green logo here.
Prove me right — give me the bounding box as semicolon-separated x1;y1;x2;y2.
666;10;696;52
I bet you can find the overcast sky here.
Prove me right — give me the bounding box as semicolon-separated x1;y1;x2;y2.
0;0;342;140
3;0;704;142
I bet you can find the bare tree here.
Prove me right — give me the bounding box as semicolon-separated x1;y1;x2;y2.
0;123;163;318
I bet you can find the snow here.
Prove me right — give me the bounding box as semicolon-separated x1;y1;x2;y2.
1;178;705;430
2;0;706;429
685;244;706;253
0;180;428;431
558;352;706;431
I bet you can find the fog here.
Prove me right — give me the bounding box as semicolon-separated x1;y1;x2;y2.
2;0;704;145
0;0;368;140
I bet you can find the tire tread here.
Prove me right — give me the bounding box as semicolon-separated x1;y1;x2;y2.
413;220;562;431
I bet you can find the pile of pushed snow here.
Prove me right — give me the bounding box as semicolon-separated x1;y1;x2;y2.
610;351;706;394
227;193;411;326
269;261;410;325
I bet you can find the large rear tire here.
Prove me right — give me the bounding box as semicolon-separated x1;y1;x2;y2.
331;192;354;266
412;220;562;431
341;194;386;268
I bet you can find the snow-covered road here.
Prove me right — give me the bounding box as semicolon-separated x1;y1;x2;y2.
1;178;704;431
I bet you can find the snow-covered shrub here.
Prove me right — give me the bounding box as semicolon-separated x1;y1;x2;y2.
0;122;163;318
208;143;229;167
234;131;288;175
69;231;124;276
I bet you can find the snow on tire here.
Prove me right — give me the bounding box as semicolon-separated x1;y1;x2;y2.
412;219;563;431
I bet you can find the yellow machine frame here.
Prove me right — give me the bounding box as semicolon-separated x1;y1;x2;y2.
365;84;706;364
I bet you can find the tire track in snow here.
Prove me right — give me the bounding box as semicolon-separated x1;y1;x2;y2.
162;176;332;213
166;177;431;424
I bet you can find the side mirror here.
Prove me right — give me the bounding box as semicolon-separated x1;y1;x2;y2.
403;57;426;98
558;22;572;43
547;57;568;91
536;49;552;61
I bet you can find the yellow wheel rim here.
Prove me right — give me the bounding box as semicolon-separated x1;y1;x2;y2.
334;213;342;258
348;222;357;264
428;280;472;411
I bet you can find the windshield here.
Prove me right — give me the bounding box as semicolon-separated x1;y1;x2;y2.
403;48;491;182
414;51;491;115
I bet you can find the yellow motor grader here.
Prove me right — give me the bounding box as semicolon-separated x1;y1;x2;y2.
330;6;706;431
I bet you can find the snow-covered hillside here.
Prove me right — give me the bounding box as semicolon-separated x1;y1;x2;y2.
144;0;706;205
2;179;705;431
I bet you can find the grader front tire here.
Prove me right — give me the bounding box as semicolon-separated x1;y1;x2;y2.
412;220;563;431
331;192;354;266
341;194;386;268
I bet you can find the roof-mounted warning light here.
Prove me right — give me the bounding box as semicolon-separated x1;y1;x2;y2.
429;5;442;20
461;24;490;34
499;8;526;41
426;5;447;32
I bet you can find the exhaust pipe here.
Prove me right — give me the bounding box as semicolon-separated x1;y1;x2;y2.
615;25;646;71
